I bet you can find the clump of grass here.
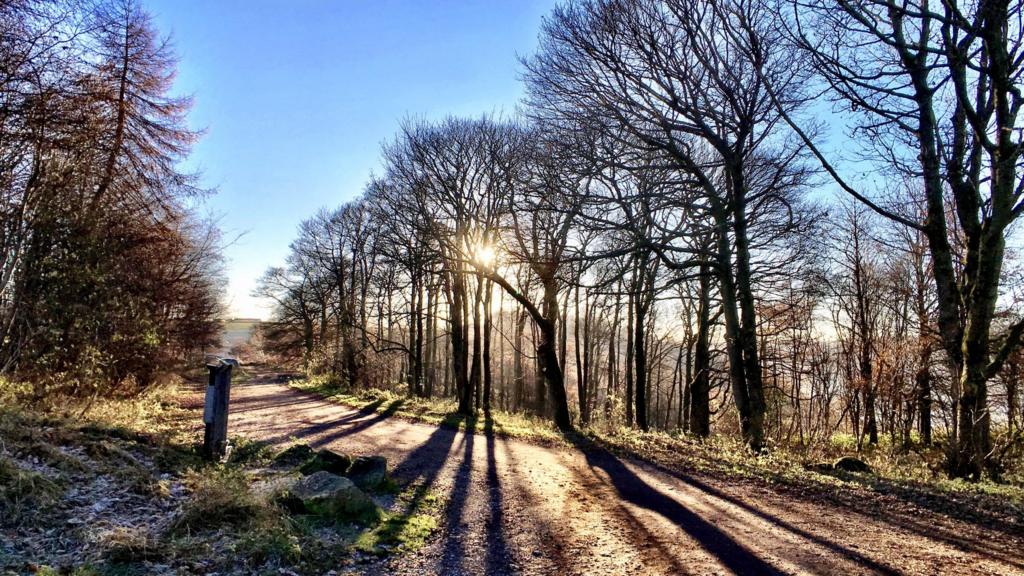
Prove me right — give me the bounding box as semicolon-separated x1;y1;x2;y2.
0;406;42;445
150;440;203;474
354;513;437;555
171;467;266;534
22;440;87;473
0;378;33;406
167;467;321;570
34;566;101;576
374;475;401;495
234;524;303;565
271;444;316;468
0;456;62;523
230;436;277;465
100;526;166;563
169;465;315;567
1;378;204;479
78;423;154;446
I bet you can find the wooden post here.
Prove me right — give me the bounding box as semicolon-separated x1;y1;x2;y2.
203;358;237;460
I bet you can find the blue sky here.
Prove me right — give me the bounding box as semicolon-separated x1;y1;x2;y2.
146;0;555;318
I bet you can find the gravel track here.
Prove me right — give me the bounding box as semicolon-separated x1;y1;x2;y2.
226;374;1024;576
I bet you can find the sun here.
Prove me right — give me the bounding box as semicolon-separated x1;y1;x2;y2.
474;242;497;268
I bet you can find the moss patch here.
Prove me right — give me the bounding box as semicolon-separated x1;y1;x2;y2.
353;488;442;555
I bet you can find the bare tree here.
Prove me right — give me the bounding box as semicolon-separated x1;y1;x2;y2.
767;0;1024;478
524;0;813;450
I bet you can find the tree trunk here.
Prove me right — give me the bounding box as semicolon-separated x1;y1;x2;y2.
514;308;527;412
450;268;472;415
470;274;484;411
425;282;436;398
574;283;586;424
605;293;620;420
634;276;649;431
713;204;754;447
729;186;766;451
625;290;635;427
690;260;712;437
483;279;494;413
408;272;420;396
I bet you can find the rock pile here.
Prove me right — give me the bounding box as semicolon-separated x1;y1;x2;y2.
273;445;391;522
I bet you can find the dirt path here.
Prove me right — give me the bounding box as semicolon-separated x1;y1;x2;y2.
226;374;1023;576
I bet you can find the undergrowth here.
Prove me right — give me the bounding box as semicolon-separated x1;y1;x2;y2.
0;376;442;575
171;467;266;534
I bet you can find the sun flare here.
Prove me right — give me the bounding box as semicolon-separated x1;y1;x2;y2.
474;242;497;268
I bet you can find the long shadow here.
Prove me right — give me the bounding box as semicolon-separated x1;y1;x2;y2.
391;423;460;508
229;395;326;413
675;473;901;574
578;446;786;575
260;411;376;445
570;435;907;575
837;474;1024;539
583;434;1022;571
418;414;515;575
251;397;399;446
641;438;1023;544
305;400;405;448
253;400;390;446
440;418;476;573
483;414;514;572
494;435;573;571
818;493;1024;570
560;458;698;574
373;423;461;566
770;474;1024;570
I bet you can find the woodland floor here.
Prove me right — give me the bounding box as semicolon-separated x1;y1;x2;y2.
216;370;1024;576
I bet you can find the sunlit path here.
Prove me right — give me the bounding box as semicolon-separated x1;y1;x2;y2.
229;373;1024;576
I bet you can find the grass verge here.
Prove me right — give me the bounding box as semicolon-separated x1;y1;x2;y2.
291;375;1024;534
1;376;444;575
290;375;564;445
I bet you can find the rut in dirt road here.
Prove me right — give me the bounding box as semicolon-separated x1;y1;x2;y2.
227;375;1024;576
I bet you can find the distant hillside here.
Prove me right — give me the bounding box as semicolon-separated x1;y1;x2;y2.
222;318;261;351
225;318;263;325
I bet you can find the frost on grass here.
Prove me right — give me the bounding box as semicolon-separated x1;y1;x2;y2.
0;388;443;575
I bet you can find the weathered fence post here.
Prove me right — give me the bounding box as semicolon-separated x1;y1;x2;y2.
203;357;238;460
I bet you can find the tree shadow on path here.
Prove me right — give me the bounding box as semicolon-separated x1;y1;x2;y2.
259;399;404;448
429;414;517;575
390;421;460;517
439;419;476;573
483;414;514;573
581;436;1020;573
578;446;787;575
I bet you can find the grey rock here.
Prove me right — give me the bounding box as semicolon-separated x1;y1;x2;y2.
299;449;352;476
346;455;387;490
272;444;315;468
288;471;378;521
